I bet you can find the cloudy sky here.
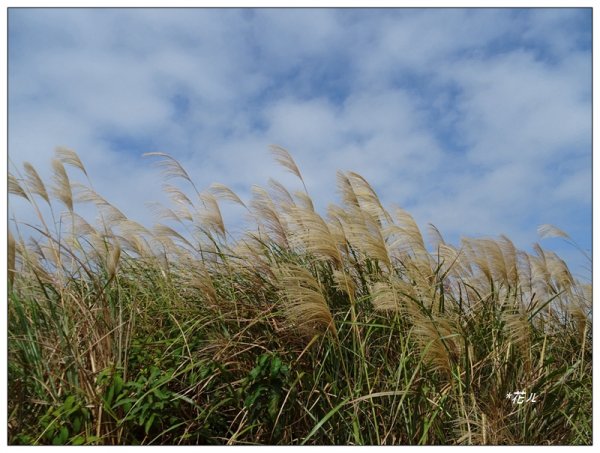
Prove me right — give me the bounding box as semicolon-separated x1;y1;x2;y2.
8;8;592;280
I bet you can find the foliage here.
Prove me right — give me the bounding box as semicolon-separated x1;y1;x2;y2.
7;147;592;445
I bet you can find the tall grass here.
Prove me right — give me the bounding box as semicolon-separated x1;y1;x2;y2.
7;147;591;445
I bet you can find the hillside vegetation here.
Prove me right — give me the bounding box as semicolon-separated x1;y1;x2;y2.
8;147;591;445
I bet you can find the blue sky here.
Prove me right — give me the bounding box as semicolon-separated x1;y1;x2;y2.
8;8;592;280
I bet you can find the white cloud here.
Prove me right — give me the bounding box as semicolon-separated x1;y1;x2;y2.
447;50;590;167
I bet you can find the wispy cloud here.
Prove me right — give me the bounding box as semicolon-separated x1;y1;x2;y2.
8;7;592;278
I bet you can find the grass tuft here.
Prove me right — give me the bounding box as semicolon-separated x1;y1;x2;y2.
8;148;591;445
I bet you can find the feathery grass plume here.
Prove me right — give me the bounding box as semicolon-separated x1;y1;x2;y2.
209;182;247;209
270;145;304;185
568;283;591;340
370;280;409;312
538;224;570;240
8;173;29;200
482;239;509;285
71;181;100;204
188;265;218;307
151;231;178;260
502;311;531;356
336;171;360;208
106;241;121;281
461;238;492;283
343;207;393;272
437;243;464;279
199;192;226;239
412;312;463;374
385;207;428;260
531;243;553;293
498;235;519;286
21;239;54;286
231;238;276;281
293;190;315;211
73;182;127;224
114;219;154;256
163;183;194;208
32;236;61;270
402;259;438;307
428;223;446;249
545;250;575;292
347;171;393;224
117;218;151;240
276;264;336;337
153;223;197;254
435;245;466;301
23;162;50;205
326;204;352;251
364;216;394;272
571;282;592;315
144;152;199;195
121;231;154;259
65;214;104;262
250;185;290;248
539;224;591;264
268;178;295;208
68;212;97;238
55;146;88;177
147;200;192;223
332;269;356;299
288;205;342;267
51;158;74;212
102;204;128;225
516;250;534;296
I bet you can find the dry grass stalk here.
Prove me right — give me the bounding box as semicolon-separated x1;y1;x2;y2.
210;183;247;209
393;207;427;256
8;173;29;200
199;192;226;239
56;146;88;177
343;207;392;272
74;183;127;227
276;264;336;337
188;265;219;307
502;311;531;357
293;190;315;211
288;205;342;267
412;311;463;374
163;184;194;209
267;178;295;208
538;224;570;240
428;223;446;249
336;171;360;209
51;158;74;212
347;171;393;224
371;281;404;312
106;241;121;281
498;235;519;286
23;162;50;205
270;145;303;184
144;152;196;189
147;201;192;224
332;270;356;299
545;251;575;292
250;186;290;248
69;212;98;238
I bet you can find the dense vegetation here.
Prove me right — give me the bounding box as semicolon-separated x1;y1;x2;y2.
8;147;591;445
